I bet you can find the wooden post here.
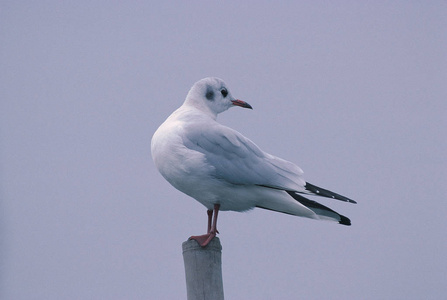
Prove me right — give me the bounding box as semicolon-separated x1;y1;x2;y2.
182;237;224;300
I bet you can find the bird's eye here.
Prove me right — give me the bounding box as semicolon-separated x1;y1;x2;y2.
221;89;228;97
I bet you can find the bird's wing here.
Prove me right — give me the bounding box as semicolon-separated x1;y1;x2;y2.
182;122;307;192
304;182;357;203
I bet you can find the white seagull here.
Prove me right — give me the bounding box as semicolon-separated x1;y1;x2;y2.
151;77;356;247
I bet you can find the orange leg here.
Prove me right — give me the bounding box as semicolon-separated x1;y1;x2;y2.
189;204;220;247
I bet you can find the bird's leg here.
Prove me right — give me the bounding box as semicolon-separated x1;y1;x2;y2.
190;204;220;247
207;209;213;233
210;204;219;235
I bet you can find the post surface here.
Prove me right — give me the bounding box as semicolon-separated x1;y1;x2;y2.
182;237;224;300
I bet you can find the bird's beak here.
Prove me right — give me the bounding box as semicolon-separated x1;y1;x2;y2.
231;99;253;109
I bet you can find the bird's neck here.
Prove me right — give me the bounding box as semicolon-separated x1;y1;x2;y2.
181;102;218;120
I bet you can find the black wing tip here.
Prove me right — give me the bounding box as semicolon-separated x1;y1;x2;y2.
345;198;357;204
305;182;357;204
286;191;353;226
339;215;351;226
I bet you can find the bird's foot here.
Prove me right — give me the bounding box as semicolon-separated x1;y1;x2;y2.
189;231;217;247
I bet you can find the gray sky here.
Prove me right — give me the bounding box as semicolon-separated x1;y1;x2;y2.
1;1;446;299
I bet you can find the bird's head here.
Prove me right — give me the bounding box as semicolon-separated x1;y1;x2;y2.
184;77;252;118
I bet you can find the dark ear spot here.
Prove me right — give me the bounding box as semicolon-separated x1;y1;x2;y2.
205;86;214;100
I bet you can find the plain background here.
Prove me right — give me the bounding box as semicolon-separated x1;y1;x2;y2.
1;1;446;299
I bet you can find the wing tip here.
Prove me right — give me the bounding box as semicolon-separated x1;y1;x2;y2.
305;182;357;204
287;191;353;226
339;215;351;226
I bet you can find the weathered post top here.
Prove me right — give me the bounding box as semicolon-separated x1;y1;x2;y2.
182;237;224;300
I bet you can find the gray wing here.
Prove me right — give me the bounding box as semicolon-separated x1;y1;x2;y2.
182;122;307;192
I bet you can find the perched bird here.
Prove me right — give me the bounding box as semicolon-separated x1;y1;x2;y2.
151;77;356;247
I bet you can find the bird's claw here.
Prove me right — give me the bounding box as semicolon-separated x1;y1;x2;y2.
189;232;217;247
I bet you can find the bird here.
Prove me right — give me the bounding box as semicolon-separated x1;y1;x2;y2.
151;77;356;247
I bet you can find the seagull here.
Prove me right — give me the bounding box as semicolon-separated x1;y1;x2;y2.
151;77;356;247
